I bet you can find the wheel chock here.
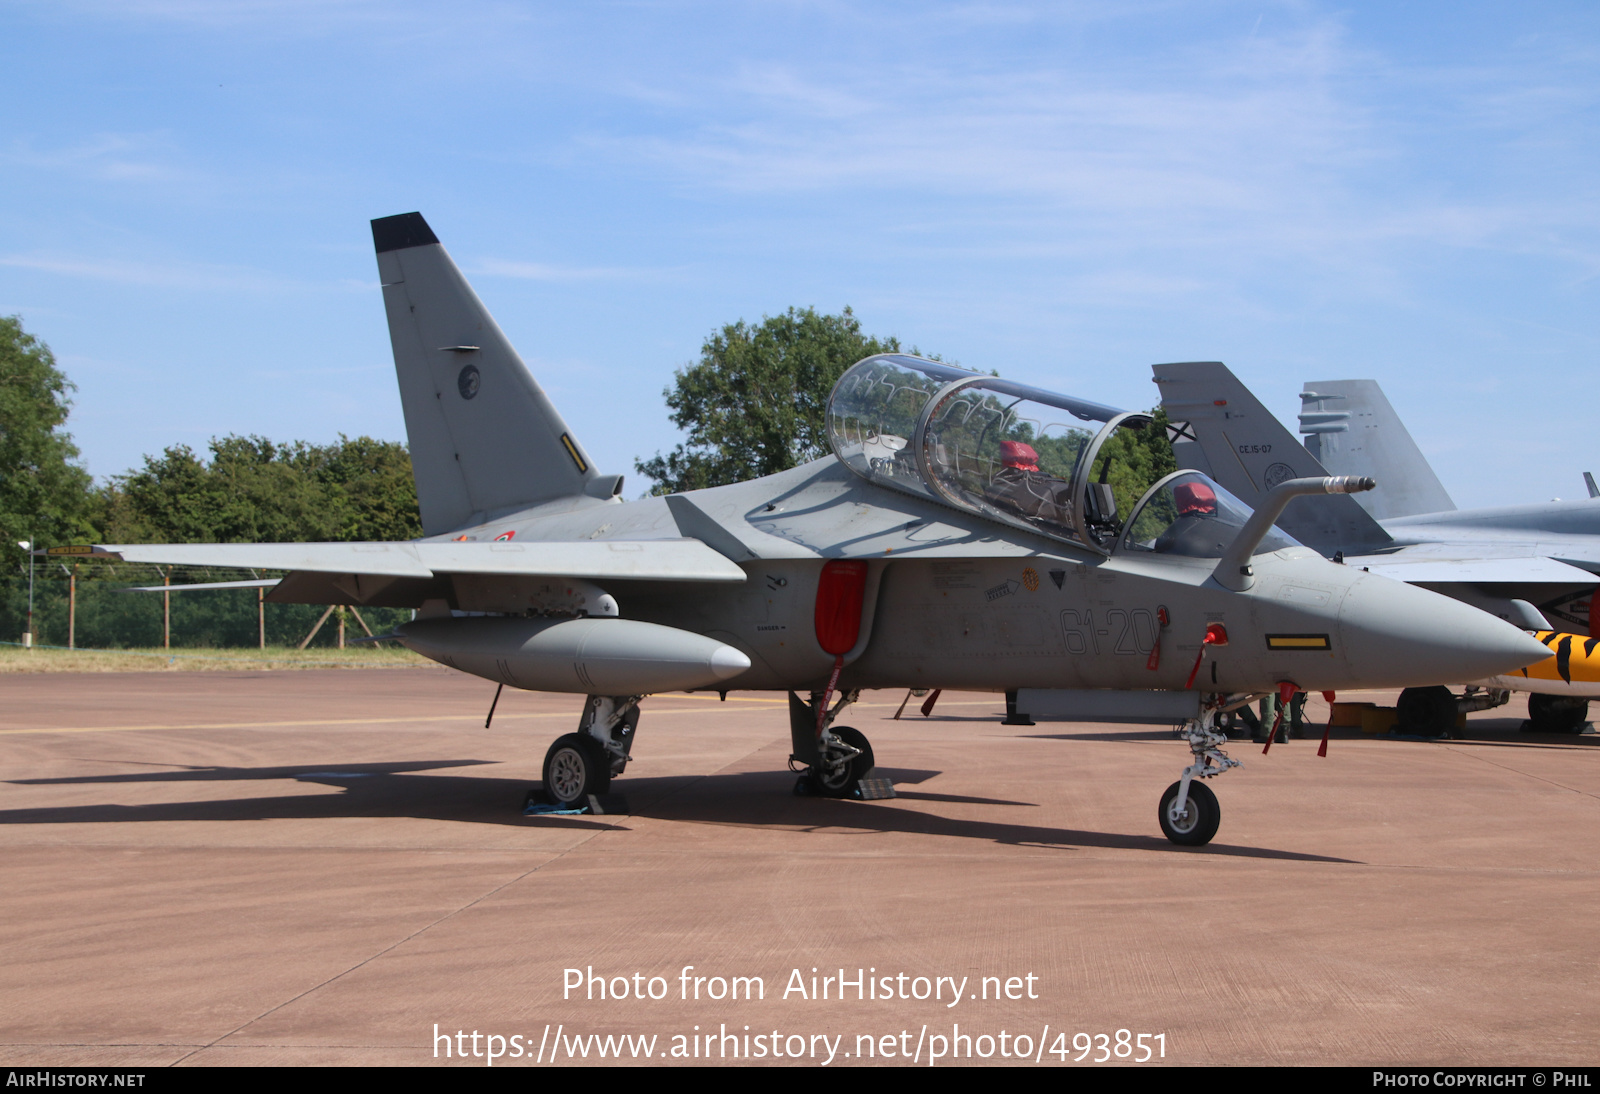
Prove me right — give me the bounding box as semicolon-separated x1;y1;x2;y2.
852;777;896;801
586;792;630;816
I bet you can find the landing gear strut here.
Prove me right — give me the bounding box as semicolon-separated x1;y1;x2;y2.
788;689;889;799
1161;707;1240;846
540;694;641;806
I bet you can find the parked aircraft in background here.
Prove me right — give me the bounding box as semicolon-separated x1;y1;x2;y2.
1155;363;1599;734
51;215;1552;846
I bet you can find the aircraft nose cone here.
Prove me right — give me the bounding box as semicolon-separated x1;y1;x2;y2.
1340;576;1554;686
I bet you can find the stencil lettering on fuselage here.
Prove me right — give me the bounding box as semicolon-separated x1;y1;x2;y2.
931;561;979;590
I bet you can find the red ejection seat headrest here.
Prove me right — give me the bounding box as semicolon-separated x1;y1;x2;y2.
999;441;1040;472
1174;481;1218;516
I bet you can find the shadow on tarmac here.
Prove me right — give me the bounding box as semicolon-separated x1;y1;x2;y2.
1027;723;1600;751
0;760;1355;863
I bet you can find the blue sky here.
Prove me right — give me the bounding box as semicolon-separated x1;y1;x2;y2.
2;1;1596;506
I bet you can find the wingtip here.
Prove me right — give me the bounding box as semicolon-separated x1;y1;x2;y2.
371;212;440;253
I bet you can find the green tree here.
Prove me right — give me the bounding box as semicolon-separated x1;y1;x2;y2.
95;434;422;544
1089;407;1180;527
636;306;917;494
0;316;95;566
314;434;423;542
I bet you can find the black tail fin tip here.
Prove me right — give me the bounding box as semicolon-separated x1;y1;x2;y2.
372;212;440;254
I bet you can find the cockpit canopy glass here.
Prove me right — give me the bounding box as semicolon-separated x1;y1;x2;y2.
826;354;1124;547
1121;471;1300;558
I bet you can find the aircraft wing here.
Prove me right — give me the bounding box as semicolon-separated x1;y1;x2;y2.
84;539;749;583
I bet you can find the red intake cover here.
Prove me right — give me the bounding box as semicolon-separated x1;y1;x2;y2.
814;560;869;656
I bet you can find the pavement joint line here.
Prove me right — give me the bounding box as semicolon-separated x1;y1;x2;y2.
172;839;609;1065
0;705;776;736
0;700;1002;737
0;1042;208;1048
1439;743;1600;802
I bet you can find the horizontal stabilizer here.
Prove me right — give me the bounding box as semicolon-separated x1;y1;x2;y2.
1346;552;1599;586
88;540;748;583
118;579;281;593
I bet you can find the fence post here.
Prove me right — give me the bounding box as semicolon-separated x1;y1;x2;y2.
68;564;76;650
163;567;170;650
297;604;337;651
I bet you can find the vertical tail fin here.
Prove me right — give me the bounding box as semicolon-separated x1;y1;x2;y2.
1152;361;1392;555
1300;380;1455;519
372;213;617;536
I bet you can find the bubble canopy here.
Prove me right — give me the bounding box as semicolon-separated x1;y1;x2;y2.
826;354;1139;550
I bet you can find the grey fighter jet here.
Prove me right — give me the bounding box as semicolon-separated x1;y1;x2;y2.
69;214;1551;846
1155;362;1600;733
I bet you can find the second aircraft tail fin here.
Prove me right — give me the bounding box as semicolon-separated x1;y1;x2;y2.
1300;380;1455;520
1153;361;1392;556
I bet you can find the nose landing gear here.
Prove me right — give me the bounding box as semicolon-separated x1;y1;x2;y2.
1160;708;1239;846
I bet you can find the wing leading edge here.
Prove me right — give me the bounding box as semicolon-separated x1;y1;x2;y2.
84;540;749;583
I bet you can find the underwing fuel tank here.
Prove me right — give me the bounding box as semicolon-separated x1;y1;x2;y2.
394;617;751;694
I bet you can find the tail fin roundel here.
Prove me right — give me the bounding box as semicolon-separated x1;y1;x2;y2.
372;212;612;536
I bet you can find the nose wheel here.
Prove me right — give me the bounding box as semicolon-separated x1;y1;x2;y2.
1159;780;1220;845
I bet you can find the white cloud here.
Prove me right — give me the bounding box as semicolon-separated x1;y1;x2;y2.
473;258;664;282
6;133;192;185
0;253;351;294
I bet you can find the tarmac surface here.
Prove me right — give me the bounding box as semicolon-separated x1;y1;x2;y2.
0;668;1596;1067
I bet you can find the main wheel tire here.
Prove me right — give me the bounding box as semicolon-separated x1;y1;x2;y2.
1159;780;1220;846
542;733;610;805
1398;686;1457;738
1527;693;1589;734
809;725;875;799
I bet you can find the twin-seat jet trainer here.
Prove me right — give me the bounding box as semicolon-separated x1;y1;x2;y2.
68;213;1550;846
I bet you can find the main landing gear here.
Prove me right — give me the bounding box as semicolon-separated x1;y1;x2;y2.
1396;685;1511;737
540;695;641;806
787;689;892;800
1160;706;1240;846
1524;693;1590;735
